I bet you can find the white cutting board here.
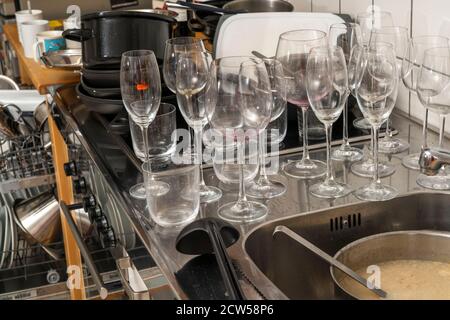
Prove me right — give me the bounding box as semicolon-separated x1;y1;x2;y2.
0;90;45;112
214;12;345;58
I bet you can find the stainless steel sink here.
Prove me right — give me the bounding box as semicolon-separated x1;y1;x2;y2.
243;192;450;299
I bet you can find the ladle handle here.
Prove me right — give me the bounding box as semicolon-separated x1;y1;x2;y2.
273;226;387;299
208;222;245;300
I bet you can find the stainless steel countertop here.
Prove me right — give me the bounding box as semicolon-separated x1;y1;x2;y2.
52;85;447;300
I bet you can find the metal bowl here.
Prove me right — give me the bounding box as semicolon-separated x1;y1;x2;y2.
331;230;450;300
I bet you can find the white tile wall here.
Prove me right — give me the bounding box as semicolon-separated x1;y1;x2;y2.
290;0;312;12
340;0;373;19
373;0;411;28
311;0;339;13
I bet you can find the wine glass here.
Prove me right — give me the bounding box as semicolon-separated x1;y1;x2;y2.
357;10;394;44
369;26;410;154
247;58;287;199
354;10;394;130
328;22;364;162
176;50;222;203
306;46;352;198
163;37;205;93
401;35;450;170
353;43;399;201
206;56;272;222
120;50;168;199
415;47;450;189
275;29;327;179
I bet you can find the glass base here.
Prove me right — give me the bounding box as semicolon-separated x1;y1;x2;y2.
283;159;326;179
310;179;352;199
331;144;364;162
246;178;287;199
351;160;396;178
378;137;410;154
218;200;268;223
354;182;398;202
402;153;420;170
129;182;170;200
353;117;371;130
200;185;223;203
416;174;450;190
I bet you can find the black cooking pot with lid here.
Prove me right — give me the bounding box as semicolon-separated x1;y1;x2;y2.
63;10;176;69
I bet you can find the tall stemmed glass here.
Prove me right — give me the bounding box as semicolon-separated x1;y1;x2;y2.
163;37;205;93
276;29;327;179
121;50;166;199
206;57;272;222
307;46;352;198
247;58;287;199
354;10;394;130
328;23;364;162
353;43;399;201
416;47;450;189
401;36;450;170
369;26;410;154
176;50;222;203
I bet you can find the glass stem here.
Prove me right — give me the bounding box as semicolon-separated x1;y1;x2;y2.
439;116;445;149
325;123;334;183
194;126;207;188
343;99;350;147
385;117;393;140
373;126;380;184
258;130;269;182
422;108;429;150
301;108;310;161
237;140;247;203
142;124;150;165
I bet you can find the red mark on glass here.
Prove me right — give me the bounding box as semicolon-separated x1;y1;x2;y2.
136;83;149;91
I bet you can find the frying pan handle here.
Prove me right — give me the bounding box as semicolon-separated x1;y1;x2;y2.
62;28;93;42
187;18;206;33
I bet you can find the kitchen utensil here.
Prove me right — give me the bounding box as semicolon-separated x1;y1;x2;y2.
80;67;120;88
129;103;177;161
223;0;293;12
176;217;244;300
41;49;82;69
21;19;49;58
0;75;20;91
33;101;48;131
0;104;33;139
13;190;62;260
215;12;344;58
63;14;81;49
63;10;176;69
76;84;123;115
15;9;43;44
176;1;246;14
33;30;66;62
331;230;450;300
142;155;199;227
80;76;121;99
273;226;387;298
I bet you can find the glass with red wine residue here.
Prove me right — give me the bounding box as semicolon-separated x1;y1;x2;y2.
275;29;327;179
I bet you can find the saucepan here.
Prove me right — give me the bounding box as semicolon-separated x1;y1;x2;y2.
331;230;450;300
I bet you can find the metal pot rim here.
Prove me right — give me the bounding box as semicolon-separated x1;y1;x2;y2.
81;10;176;23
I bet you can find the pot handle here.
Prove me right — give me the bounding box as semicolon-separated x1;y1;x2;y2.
62;28;93;42
187;18;206;33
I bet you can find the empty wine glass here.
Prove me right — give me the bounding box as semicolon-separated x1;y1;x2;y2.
276;29;327;179
206;57;272;222
176;50;222;203
353;43;399;201
357;10;394;44
163;37;205;93
415;47;450;189
354;10;394;130
401;35;450;170
307;46;352;198
120;50;167;199
328;22;364;162
247;58;287;199
369;26;410;154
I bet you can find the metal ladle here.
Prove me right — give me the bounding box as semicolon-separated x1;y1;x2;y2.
273;225;388;299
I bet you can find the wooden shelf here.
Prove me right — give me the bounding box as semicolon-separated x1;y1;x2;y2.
3;24;80;94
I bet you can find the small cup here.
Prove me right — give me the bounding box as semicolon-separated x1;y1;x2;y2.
20;19;49;58
15;9;43;44
143;156;199;227
129;103;177;161
33;30;66;62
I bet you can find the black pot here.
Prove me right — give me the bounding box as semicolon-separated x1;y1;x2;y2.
76;84;123;115
63;11;176;69
80;77;121;99
81;67;120;88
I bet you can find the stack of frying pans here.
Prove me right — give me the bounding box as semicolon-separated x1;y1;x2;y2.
63;10;177;114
